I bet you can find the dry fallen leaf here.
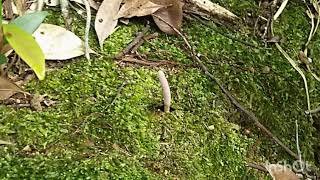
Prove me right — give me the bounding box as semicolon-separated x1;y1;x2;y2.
30;94;45;112
33;24;94;60
0;139;13;145
265;164;300;180
186;0;238;22
116;0;165;19
151;0;183;35
95;0;122;48
0;76;23;101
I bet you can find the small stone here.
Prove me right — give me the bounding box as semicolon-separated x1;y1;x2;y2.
208;125;215;130
244;129;251;135
248;67;255;73
30;94;44;111
22;145;32;152
262;66;271;74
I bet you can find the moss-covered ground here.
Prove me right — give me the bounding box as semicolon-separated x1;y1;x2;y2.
1;0;320;179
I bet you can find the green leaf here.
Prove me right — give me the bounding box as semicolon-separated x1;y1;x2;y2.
0;54;7;64
10;11;48;34
3;24;45;80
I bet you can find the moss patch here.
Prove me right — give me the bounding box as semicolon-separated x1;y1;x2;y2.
0;0;319;179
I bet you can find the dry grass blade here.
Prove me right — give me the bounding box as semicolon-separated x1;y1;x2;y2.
305;8;315;49
274;43;310;112
0;139;13;145
295;119;303;171
312;1;320;37
274;0;288;20
271;17;307;174
82;0;91;60
186;0;238;21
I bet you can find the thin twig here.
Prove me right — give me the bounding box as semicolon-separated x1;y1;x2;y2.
119;56;180;67
190;14;259;48
152;14;300;160
130;33;159;53
3;54;17;76
305;6;315;49
106;80;128;109
82;0;91;60
273;0;288;20
305;106;320;114
246;162;268;173
115;25;150;59
271;19;311;113
312;2;320;38
69;2;94;28
295;119;303;171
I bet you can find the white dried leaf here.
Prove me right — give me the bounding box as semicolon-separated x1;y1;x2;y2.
115;0;165;19
95;0;122;48
33;24;94;60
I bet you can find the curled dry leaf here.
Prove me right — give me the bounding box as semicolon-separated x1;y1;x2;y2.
265;164;300;180
33;24;94;60
0;76;23;101
95;0;122;48
151;0;183;35
186;0;238;22
115;0;166;19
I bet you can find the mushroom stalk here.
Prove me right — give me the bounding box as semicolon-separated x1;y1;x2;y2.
158;70;171;113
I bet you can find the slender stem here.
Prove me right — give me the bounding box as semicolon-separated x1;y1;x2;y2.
0;0;2;25
0;0;3;51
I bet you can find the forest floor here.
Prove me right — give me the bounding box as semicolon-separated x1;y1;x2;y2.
0;0;320;179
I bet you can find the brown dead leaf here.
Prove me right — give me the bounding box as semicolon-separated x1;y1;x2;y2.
115;0;166;19
30;94;46;111
265;164;300;180
151;0;183;35
0;76;23;100
95;0;122;48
